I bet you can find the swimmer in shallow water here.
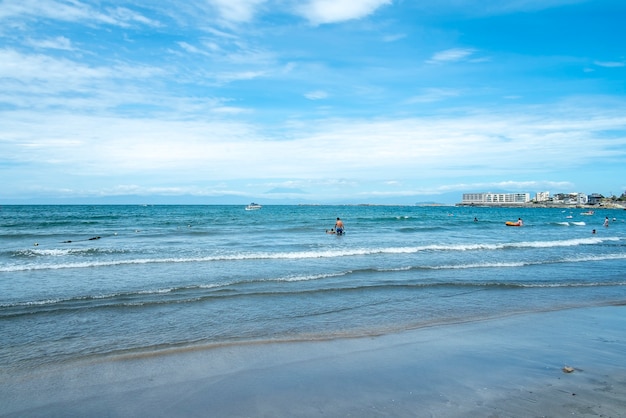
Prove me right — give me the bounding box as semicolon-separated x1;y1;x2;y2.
334;218;344;235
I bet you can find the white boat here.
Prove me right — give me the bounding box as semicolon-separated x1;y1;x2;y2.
245;203;262;210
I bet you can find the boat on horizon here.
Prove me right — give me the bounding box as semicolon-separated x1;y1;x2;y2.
245;203;262;210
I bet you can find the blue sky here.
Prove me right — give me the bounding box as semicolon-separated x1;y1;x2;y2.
1;0;625;204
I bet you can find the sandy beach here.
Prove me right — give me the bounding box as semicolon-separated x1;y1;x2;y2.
2;305;625;418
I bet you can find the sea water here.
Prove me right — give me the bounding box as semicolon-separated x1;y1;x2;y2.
1;205;625;372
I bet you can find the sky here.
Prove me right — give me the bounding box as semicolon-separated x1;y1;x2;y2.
1;0;625;205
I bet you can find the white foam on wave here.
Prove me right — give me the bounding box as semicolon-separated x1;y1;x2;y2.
16;248;75;257
1;298;67;308
432;261;528;269
4;254;625;309
511;237;617;248
425;253;626;271
276;272;350;282
0;283;229;309
13;247;124;258
1;237;621;272
377;266;413;272
521;281;626;288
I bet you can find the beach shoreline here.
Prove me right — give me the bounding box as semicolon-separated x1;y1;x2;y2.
2;305;625;417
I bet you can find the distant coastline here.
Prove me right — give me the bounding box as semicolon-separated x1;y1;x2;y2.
455;201;626;210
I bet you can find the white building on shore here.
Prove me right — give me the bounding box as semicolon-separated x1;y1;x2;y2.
552;193;588;205
462;192;531;205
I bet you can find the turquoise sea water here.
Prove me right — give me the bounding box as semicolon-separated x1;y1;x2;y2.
1;205;625;372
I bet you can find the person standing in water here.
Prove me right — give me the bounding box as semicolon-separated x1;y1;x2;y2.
604;217;609;227
335;218;344;235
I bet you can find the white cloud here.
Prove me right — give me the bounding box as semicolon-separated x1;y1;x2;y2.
0;48;261;118
426;48;476;64
214;70;267;84
208;0;267;23
383;33;406;43
107;6;161;27
594;60;625;68
403;0;586;18
25;36;74;50
407;88;460;103
297;0;392;25
0;49;167;105
178;41;204;55
305;90;329;100
0;0;160;27
0;99;626;199
4;101;624;189
439;180;574;193
0;49;108;82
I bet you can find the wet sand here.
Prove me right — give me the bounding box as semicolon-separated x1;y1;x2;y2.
2;305;625;417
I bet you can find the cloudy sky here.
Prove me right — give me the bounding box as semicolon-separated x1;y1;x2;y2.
1;0;625;204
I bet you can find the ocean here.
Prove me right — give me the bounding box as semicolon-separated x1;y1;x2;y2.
1;204;625;373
